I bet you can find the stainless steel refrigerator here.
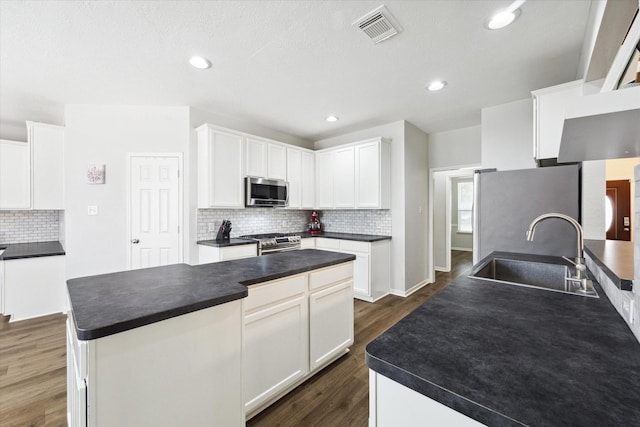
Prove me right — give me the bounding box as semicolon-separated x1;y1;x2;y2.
473;164;580;264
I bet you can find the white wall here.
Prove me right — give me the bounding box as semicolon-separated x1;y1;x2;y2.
0;122;28;141
190;107;312;149
428;125;481;169
582;160;607;240
64;105;191;279
481;98;536;171
315;120;423;294
404;122;430;290
432;171;448;271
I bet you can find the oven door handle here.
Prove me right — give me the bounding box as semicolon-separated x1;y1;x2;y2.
260;246;301;255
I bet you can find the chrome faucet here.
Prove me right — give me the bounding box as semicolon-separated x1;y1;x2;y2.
526;213;595;295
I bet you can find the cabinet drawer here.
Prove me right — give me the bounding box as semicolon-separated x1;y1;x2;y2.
315;238;340;250
340;240;370;253
244;274;307;313
220;244;257;261
309;262;353;291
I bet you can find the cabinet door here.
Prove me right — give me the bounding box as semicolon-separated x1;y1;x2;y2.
333;146;355;208
355;141;380;208
30;123;64;209
301;151;315;209
286;147;302;208
267;143;287;180
0;140;30;209
309;280;354;370
243;295;309;414
198;128;244;208
246;138;267;178
351;253;370;297
315;151;334;209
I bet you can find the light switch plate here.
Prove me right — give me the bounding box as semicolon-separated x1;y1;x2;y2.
87;205;98;216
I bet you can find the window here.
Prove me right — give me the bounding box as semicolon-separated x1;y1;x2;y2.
457;179;474;233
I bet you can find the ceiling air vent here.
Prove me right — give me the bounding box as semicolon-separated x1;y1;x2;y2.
353;5;403;44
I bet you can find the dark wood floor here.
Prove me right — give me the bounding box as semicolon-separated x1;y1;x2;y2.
248;250;474;426
0;250;473;427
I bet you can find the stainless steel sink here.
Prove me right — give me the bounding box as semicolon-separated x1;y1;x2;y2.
469;257;599;298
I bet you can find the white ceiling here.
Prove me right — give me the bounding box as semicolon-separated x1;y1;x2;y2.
0;0;593;142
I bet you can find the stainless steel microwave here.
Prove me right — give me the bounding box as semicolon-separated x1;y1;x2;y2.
245;177;289;207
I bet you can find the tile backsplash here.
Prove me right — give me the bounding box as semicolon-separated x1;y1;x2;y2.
316;210;392;236
0;210;62;243
197;209;392;240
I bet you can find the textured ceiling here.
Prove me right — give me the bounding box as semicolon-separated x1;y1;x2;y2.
0;0;592;141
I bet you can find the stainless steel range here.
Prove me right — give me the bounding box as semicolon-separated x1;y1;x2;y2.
240;233;302;255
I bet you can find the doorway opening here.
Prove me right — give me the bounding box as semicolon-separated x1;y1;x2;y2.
430;167;476;275
605;158;638;242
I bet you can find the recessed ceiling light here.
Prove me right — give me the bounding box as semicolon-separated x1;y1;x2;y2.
189;56;212;69
325;115;339;122
427;81;447;91
486;0;525;30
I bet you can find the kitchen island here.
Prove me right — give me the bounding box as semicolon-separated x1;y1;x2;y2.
366;252;640;426
66;249;355;426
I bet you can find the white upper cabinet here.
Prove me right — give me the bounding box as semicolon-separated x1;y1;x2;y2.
197;125;245;208
0;140;30;209
267;143;287;180
0;122;65;210
315;151;334;209
333;146;355;208
28;121;64;210
355;139;391;209
246;137;287;180
532;80;583;161
287;147;316;210
315;137;390;210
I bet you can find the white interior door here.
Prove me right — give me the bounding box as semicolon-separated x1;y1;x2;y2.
130;156;181;269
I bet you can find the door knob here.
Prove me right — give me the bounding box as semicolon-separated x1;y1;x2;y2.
131;238;140;244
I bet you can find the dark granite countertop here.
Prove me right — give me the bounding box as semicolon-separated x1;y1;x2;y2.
0;241;65;260
196;238;257;248
67;249;355;341
366;251;640;426
299;231;391;242
584;239;633;291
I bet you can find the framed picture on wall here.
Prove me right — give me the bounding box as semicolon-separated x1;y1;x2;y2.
87;164;105;184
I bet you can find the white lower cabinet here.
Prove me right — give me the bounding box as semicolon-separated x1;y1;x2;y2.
243;280;308;415
309;277;354;370
4;255;66;321
198;243;257;264
243;262;354;419
67;299;244;427
369;370;484;427
314;238;390;302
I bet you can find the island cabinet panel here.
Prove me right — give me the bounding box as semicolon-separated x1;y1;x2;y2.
369;371;484;427
67;300;244;427
309;279;353;370
243;262;354;420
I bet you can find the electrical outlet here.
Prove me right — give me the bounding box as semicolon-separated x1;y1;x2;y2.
282;220;287;228
208;223;216;232
87;205;98;216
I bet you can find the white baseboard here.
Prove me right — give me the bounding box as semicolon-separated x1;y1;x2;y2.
451;247;473;252
390;279;432;298
434;266;450;272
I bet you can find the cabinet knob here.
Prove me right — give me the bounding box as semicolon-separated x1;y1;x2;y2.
131;238;140;244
